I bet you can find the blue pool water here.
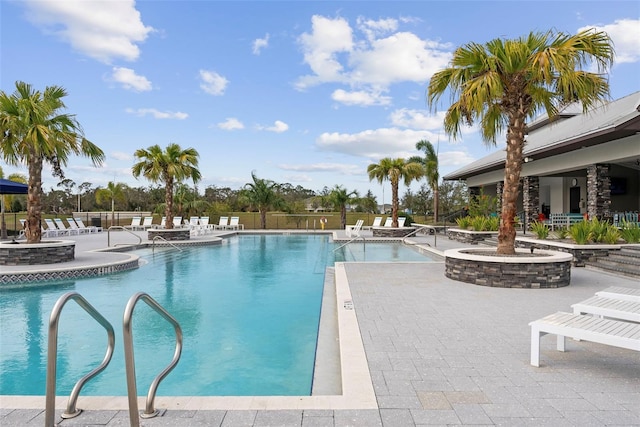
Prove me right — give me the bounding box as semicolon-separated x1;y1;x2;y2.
0;235;432;396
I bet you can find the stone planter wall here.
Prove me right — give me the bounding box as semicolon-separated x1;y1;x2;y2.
0;240;75;265
444;248;572;288
147;228;190;241
372;227;416;238
515;237;619;267
447;228;497;245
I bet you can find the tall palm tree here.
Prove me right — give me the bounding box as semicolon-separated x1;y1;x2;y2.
242;171;282;229
328;185;359;229
95;181;127;226
132;143;201;229
428;29;613;255
409;140;439;223
367;158;423;227
0;81;105;243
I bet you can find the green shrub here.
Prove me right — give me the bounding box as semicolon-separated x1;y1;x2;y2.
569;220;592;244
530;221;549;239
620;220;640;243
602;228;621;244
456;216;471;230
589;217;610;243
553;227;569;240
487;216;500;231
470;216;489;231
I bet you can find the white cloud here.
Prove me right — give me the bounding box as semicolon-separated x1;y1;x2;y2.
111;151;132;161
316;127;440;160
199;70;229;95
22;0;153;63
281;174;313;183
438;150;476;167
389;109;446;130
252;33;270;55
295;15;452;106
579;19;640;64
218;118;245;130
125;108;188;120
331;89;391;106
261;120;289;133
278;163;362;175
110;67;152;92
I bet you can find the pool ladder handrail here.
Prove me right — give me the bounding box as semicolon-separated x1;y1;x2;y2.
401;224;434;246
333;235;366;253
107;225;143;247
152;234;183;252
123;292;183;426
45;292;116;427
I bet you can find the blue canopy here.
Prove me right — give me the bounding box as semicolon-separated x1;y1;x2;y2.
0;179;28;195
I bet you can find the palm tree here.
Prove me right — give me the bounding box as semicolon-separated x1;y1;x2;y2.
242;171;282;229
409;140;439;223
0;81;105;243
428;29;613;255
95;181;126;226
328;185;359;229
367;158;423;227
132;143;201;229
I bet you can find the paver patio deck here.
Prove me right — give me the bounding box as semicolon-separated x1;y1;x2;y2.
2;230;639;426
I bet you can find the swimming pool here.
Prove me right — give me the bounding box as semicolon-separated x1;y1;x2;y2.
0;234;433;397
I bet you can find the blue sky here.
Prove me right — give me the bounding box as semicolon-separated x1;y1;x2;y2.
1;0;639;203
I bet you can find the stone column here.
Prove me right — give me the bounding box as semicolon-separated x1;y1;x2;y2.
495;181;503;213
586;164;611;220
522;176;540;227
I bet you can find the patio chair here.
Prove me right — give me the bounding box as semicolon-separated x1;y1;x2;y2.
66;218;87;234
228;216;244;230
54;218;78;235
383;217;393;227
173;216;183;228
75;218;101;233
43;218;63;236
140;216;154;229
214;216;229;230
398;217;406;227
346;219;364;237
125;216;142;230
200;217;213;234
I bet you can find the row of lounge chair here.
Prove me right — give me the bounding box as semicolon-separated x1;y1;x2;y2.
19;217;102;238
345;216;407;237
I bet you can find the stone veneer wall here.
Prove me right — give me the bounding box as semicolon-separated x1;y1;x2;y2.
587;164;611;220
0;242;75;265
515;240;615;267
445;256;571;288
148;228;190;241
372;227;415;237
523;176;540;227
447;229;497;245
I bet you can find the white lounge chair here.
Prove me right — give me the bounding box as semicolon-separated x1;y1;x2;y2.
43;218;63;236
189;216;203;236
19;219;54;238
173;216;183;228
54;218;78;235
200;217;213;234
66;218;87;234
228;216;244;230
346;219;364;237
140;216;154;229
372;216;383;227
159;217;167;228
75;218;101;233
383;217;393;227
214;216;228;230
125;216;142;230
398;217;406;227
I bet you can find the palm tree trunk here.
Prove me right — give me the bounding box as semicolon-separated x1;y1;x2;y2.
341;206;347;229
433;188;439;223
165;179;174;229
391;179;399;228
26;155;43;243
260;208;267;229
497;112;525;255
111;198;115;226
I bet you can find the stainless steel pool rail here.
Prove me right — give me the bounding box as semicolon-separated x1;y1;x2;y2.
123;292;183;426
152;234;183;252
45;292;116;427
333;235;366;254
107;225;143;247
402;223;436;247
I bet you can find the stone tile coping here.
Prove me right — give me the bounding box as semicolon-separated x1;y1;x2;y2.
516;236;622;250
444;247;574;263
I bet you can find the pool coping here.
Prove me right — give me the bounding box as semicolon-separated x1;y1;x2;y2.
0;263;378;411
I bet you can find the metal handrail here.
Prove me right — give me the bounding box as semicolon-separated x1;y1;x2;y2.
333;235;365;253
123;292;183;426
45;292;115;427
107;225;143;247
152;234;183;252
403;223;435;247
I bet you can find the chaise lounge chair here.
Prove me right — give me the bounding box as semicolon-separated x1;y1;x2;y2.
227;216;244;230
125;216;142;230
54;218;78;235
214;216;229;230
346;219;364;237
75;218;101;233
